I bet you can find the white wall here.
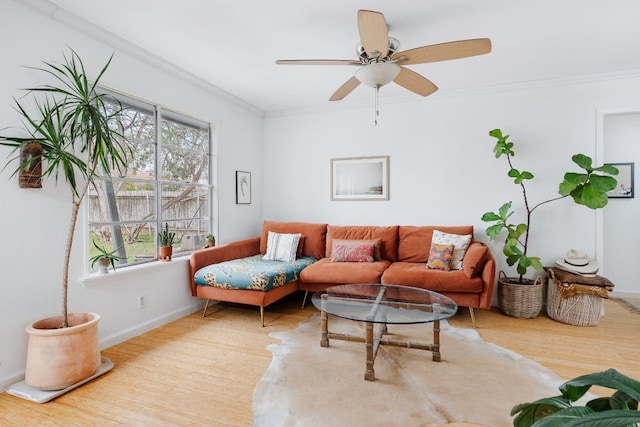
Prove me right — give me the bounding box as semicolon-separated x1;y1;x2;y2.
602;112;640;296
263;76;640;298
0;2;263;389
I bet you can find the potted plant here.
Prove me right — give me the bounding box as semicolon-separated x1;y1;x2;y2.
205;233;215;248
0;48;130;390
158;222;176;261
481;128;618;318
89;240;123;274
511;368;640;426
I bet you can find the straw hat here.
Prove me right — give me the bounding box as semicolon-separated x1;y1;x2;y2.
554;249;599;275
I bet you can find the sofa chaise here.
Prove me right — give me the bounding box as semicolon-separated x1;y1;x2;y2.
189;220;496;326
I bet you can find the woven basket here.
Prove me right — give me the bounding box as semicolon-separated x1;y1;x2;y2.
497;271;543;319
546;269;603;326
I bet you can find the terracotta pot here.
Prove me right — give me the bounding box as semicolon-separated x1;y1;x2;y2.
159;245;173;261
25;312;101;391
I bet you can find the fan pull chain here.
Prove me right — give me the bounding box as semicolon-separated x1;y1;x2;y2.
374;85;380;126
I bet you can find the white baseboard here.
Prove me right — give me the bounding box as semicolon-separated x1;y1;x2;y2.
1;301;205;392
610;290;640;299
99;301;204;349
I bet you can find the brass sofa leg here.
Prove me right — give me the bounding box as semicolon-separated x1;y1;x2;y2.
469;307;477;328
260;306;265;327
301;291;309;308
202;299;210;318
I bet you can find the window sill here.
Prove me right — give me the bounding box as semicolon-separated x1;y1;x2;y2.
80;256;190;288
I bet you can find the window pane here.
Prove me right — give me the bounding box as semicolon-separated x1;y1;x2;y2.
159;220;211;257
160;116;209;184
89;180;157;223
105;99;156;179
88;222;158;271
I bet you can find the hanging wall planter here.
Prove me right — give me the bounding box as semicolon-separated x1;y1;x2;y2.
19;141;42;188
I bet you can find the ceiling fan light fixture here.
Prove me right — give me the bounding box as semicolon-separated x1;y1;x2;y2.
355;62;400;88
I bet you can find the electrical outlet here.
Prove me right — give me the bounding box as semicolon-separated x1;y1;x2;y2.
138;295;145;309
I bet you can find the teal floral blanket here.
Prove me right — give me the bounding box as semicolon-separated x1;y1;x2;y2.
194;255;316;292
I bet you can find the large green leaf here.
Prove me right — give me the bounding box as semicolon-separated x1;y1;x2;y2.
532;409;640;427
561;369;640;403
577;183;609;208
590;174;618;192
512;396;571;427
481;211;501;222
571;153;594;171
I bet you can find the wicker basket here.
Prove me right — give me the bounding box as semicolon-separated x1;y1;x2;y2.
497;271;543;319
547;269;603;326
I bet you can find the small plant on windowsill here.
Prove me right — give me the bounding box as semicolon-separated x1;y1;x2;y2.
205;234;215;248
158;223;176;261
89;240;123;274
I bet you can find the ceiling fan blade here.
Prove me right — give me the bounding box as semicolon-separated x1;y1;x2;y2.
392;38;492;65
358;10;389;58
393;67;438;97
276;59;362;66
329;76;361;101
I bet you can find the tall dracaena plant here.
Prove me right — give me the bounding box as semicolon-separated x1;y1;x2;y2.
481;129;618;283
0;49;130;327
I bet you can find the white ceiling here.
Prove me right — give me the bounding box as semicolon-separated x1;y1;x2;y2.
39;0;640;113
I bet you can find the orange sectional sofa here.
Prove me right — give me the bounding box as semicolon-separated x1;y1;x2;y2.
189;220;496;326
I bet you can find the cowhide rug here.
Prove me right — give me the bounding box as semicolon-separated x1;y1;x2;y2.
253;314;566;427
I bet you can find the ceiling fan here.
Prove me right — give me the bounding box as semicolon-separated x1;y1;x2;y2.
276;9;492;103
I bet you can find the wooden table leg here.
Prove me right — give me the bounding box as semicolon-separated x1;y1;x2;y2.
364;322;375;381
432;319;441;362
320;309;329;348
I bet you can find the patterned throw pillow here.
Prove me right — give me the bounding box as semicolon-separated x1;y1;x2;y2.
262;231;301;262
330;243;375;263
331;239;383;260
431;230;472;270
427;244;455;271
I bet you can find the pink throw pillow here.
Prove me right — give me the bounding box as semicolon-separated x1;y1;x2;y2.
330;243;375;263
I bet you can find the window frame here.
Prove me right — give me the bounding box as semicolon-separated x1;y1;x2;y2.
86;88;215;274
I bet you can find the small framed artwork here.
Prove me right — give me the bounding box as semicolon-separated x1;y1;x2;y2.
236;171;251;204
331;156;389;201
606;162;634;198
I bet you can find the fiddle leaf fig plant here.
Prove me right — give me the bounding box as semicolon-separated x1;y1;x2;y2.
481;129;618;283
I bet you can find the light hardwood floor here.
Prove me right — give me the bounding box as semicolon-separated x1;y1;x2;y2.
1;293;638;426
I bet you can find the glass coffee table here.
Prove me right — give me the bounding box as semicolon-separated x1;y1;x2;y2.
311;284;458;381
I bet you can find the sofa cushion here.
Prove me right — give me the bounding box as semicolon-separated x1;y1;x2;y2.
261;221;327;259
431;230;472;270
300;258;391;284
397;225;474;263
330;242;375;263
426;244;454;271
195;255;316;291
325;225;399;261
263;231;301;262
462;242;490;278
330;238;382;261
381;261;483;293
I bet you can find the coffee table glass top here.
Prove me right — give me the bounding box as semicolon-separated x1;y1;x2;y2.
311;284;458;324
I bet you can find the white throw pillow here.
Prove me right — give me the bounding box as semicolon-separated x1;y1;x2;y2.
263;231;301;262
431;230;472;270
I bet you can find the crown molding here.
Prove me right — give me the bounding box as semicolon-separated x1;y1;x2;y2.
264;68;640;118
15;0;265;117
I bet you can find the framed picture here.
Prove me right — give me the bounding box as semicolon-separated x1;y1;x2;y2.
606;162;634;198
331;156;389;201
236;171;251;204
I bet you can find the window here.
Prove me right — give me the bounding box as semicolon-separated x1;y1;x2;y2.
87;93;214;271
